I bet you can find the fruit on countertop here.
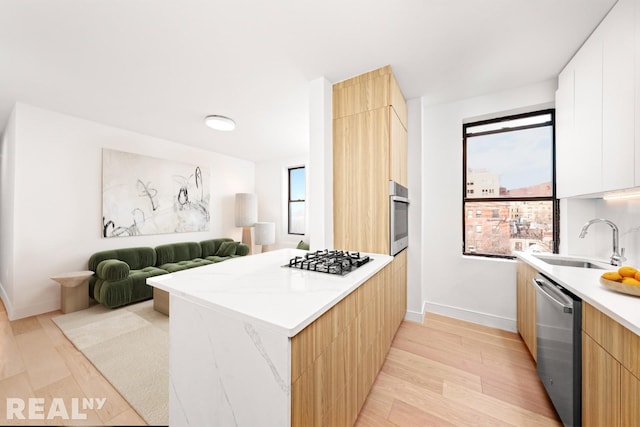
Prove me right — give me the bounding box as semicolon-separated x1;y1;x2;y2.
602;266;640;285
602;271;623;281
622;277;640;286
618;266;638;278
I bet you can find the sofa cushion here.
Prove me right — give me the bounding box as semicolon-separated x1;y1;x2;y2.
200;238;234;258
296;240;310;250
88;247;156;271
215;241;237;257
205;255;232;263
235;243;250;256
159;258;213;273
155;242;202;265
96;259;129;281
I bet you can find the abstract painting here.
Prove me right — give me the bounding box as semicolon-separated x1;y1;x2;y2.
102;149;210;237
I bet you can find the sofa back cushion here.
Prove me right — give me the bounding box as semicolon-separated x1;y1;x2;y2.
155;242;202;265
88;247;156;271
200;238;234;258
235;243;250;256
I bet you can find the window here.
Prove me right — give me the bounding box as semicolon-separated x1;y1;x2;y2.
463;110;558;258
288;166;305;235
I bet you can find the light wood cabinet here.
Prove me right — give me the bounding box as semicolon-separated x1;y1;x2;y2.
333;65;408;254
582;331;620;427
333;108;390;254
389;106;408;187
291;259;405;426
582;302;640;426
516;261;538;360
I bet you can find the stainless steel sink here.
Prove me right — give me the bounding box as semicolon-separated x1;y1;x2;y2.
532;254;608;269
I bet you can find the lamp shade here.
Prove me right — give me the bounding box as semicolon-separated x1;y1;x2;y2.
234;193;257;227
254;222;276;246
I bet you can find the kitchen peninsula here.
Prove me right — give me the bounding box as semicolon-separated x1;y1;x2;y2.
147;248;404;427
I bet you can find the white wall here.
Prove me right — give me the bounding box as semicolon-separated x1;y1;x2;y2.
421;80;557;331
1;103;255;320
562;197;640;267
405;98;423;321
307;77;333;251
255;155;308;250
0;107;17;310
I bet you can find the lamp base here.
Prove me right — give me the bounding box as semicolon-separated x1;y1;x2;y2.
242;227;253;255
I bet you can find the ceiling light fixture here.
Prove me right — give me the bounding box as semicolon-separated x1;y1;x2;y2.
204;115;236;131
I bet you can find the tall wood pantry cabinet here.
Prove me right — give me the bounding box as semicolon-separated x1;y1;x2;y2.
331;66;408;420
333;65;408;255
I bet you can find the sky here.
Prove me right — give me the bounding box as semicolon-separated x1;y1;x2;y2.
466;125;553;191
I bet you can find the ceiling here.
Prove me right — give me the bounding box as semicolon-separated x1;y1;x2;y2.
0;0;617;162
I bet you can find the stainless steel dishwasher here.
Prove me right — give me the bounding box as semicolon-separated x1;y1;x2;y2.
534;273;581;427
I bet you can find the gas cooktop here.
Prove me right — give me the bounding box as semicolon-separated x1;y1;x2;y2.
283;249;371;276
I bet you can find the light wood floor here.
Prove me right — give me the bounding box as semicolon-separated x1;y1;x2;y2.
0;298;145;426
0;298;560;426
355;313;561;426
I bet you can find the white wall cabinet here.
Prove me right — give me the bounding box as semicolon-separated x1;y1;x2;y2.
555;65;575;199
556;0;636;197
602;0;635;191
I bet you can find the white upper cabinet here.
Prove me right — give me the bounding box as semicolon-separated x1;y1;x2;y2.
602;0;635;191
572;29;603;196
555;65;575;198
555;0;637;197
556;27;603;197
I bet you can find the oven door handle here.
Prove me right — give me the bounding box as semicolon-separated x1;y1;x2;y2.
533;278;573;314
391;195;409;203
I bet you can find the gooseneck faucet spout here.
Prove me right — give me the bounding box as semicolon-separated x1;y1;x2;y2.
578;218;626;266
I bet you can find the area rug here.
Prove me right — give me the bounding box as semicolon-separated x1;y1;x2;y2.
52;300;169;426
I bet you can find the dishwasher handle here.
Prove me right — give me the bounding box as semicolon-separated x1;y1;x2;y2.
533;277;574;314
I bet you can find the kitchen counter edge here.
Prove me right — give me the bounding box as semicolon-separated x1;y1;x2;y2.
515;251;640;336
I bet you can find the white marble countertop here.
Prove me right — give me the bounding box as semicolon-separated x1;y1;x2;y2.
147;248;393;337
515;251;640;336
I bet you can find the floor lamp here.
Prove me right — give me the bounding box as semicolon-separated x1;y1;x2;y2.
254;222;276;253
235;193;257;254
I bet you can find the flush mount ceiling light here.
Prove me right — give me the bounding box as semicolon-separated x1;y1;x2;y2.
204;115;236;131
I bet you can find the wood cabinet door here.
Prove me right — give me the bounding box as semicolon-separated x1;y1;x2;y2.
333;108;390;254
583;331;621;427
621;367;640;426
516;261;537;360
389;106;408;187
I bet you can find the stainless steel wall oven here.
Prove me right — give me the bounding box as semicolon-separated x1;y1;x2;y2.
389;180;409;256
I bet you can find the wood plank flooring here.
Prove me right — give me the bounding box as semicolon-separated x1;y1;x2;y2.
0;298;145;426
0;297;560;426
355;313;561;426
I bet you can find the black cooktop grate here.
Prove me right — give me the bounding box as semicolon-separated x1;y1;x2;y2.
283;249;371;276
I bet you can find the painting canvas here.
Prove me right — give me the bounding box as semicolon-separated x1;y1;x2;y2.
102;149;210;237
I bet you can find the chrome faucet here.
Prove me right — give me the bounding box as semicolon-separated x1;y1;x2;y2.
579;218;626;266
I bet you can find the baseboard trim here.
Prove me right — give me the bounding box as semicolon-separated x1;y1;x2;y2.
424;301;517;332
0;282;13;320
403;309;424;323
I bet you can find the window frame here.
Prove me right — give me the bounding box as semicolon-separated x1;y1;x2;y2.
287;166;305;236
462;109;559;259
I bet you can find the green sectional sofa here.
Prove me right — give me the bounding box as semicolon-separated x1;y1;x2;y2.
88;238;249;309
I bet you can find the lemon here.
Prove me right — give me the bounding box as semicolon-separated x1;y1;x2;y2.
618;266;638;278
602;271;623;282
622;277;640;286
